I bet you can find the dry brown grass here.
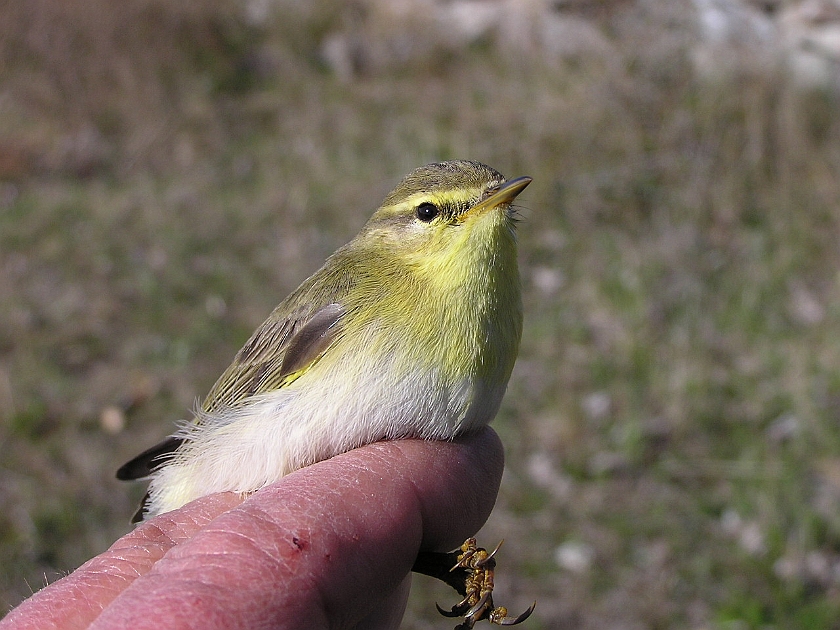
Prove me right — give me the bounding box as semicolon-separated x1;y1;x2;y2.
3;0;840;627
0;0;266;178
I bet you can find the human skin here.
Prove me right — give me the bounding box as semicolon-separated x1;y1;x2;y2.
1;429;504;630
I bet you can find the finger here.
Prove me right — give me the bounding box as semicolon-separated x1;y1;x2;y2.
0;493;244;630
349;574;412;630
89;429;503;630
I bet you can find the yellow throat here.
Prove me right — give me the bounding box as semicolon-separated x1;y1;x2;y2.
118;160;531;520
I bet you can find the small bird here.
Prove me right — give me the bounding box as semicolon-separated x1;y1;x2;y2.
118;160;535;627
118;160;530;522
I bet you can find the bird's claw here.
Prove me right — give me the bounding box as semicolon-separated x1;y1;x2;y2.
489;602;538;626
432;538;535;629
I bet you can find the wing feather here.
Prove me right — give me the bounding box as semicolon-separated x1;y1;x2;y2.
201;267;352;413
116;257;354;492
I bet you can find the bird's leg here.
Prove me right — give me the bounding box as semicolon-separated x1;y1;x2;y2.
412;537;536;629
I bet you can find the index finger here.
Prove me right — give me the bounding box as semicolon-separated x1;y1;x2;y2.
2;429;504;630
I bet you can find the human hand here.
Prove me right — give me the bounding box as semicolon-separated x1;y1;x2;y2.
1;428;504;630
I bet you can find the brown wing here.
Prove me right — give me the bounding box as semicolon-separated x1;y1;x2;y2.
116;250;356;499
201;301;346;412
115;301;346;479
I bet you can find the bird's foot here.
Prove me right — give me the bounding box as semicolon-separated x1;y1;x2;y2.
413;537;535;629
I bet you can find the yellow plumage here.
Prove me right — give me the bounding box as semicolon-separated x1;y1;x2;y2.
118;160;530;521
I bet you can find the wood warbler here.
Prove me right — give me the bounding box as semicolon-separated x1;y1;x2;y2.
118;160;530;523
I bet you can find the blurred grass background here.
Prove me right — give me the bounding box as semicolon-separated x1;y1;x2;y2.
2;0;840;627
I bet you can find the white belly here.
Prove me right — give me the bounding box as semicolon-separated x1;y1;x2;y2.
144;348;504;517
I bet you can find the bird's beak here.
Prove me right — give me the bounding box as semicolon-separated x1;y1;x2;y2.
467;176;532;218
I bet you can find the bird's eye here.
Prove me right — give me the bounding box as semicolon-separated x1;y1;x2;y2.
416;202;439;222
